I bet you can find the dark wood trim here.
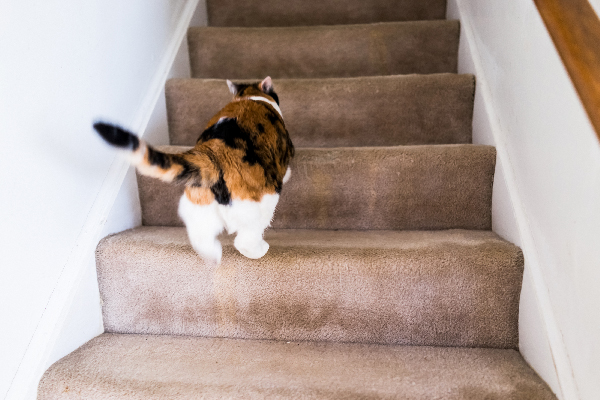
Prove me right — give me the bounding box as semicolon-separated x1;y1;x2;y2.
534;0;600;141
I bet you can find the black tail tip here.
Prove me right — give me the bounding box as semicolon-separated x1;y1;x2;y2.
93;121;140;150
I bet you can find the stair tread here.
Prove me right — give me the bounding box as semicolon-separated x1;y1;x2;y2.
206;0;447;27
97;227;521;348
188;21;459;79
167;74;474;147
138;144;494;231
38;333;555;399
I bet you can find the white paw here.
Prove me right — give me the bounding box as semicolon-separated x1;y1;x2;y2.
192;239;222;265
234;237;269;259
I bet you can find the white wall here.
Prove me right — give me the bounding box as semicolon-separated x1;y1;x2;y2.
448;1;600;399
0;1;203;398
589;0;600;19
43;6;208;381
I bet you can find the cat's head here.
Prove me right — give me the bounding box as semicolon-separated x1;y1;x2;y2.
226;76;279;105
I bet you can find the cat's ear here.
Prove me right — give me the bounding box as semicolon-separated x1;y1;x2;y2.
260;76;273;93
226;79;238;95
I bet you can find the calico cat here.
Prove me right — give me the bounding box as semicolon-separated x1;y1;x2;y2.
94;76;294;265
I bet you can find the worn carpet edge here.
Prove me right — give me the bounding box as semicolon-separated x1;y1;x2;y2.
188;20;460;79
38;333;557;399
166;74;475;147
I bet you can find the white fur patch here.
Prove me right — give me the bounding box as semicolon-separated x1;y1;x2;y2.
178;193;280;262
218;193;279;234
178;194;224;265
283;167;292;184
122;143;145;165
247;96;283;118
218;193;279;259
226;79;237;95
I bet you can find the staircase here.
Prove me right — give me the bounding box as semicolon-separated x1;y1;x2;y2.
38;0;557;398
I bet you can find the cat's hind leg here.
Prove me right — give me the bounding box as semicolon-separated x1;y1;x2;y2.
219;193;279;259
234;228;269;259
178;192;224;265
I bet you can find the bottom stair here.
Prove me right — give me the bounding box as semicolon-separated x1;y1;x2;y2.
38;333;555;399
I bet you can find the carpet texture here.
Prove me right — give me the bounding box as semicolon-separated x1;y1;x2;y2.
37;0;558;397
138;145;495;230
188;21;459;79
206;0;447;27
96;227;522;348
167;74;475;147
38;334;555;400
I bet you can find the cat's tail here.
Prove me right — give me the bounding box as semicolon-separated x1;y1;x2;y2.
93;122;198;184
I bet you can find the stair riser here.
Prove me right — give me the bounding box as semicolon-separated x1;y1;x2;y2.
96;228;522;348
189;21;459;79
206;0;447;27
138;145;494;230
167;75;474;147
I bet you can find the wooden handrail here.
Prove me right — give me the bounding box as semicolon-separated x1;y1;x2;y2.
534;0;600;142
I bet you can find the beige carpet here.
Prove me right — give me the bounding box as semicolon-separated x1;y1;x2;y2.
138;145;495;230
205;0;447;27
166;75;475;147
39;334;555;399
188;21;459;79
96;227;522;347
38;0;557;398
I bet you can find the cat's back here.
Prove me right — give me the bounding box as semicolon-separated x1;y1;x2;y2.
193;98;294;199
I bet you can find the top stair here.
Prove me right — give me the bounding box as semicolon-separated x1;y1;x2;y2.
205;0;447;27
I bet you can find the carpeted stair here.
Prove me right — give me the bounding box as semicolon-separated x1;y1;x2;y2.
38;0;557;398
38;335;553;399
166;75;475;147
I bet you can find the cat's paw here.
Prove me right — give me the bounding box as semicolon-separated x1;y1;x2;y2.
234;237;269;259
191;239;222;265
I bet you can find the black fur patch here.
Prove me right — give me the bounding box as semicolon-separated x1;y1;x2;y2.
266;110;281;125
231;80;279;105
174;156;199;184
145;147;199;185
93;122;139;150
200;118;262;167
267;91;279;105
235;84;253;96
198;107;294;194
146;146;170;169
211;172;231;205
200;119;242;146
273;172;282;194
